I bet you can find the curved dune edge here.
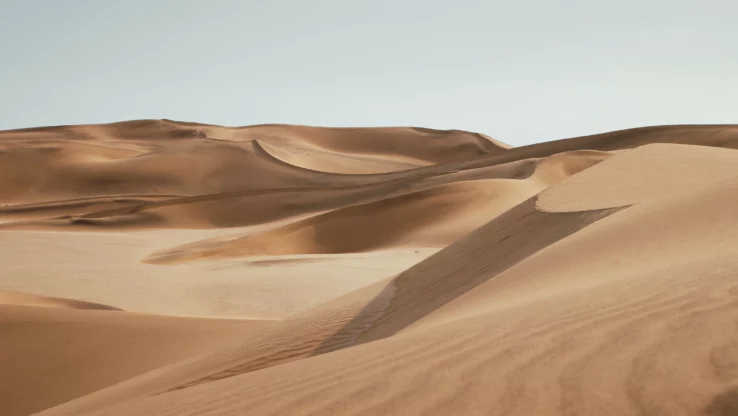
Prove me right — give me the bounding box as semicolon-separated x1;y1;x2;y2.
156;195;620;392
227;124;510;173
35;197;624;416
1;123;736;228
0;121;505;205
0;302;273;416
535;143;738;212
143;150;611;263
38;139;738;416
3;123;738;416
2;123;736;225
33;279;398;416
253;139;424;174
0;290;122;311
35;197;622;416
42;144;738;416
0;150;608;232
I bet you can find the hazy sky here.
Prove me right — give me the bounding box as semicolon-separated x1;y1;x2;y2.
1;0;736;145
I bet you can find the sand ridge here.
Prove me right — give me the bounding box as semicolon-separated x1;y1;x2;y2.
0;299;272;416
1;121;738;415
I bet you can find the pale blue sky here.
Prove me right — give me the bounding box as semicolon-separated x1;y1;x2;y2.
1;0;736;145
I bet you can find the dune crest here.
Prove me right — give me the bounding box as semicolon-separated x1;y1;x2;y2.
0;290;121;311
2;121;738;416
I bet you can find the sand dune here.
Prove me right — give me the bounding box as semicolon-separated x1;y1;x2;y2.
2;121;738;416
0;229;430;319
0;150;606;232
0;290;121;310
0;120;505;205
145;150;610;262
0;298;271;416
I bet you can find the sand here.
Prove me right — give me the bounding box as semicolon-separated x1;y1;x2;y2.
1;121;738;415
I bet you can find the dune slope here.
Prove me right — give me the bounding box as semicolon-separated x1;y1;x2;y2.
0;298;271;416
1;122;737;416
43;143;738;416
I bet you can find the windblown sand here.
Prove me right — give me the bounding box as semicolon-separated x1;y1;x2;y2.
2;120;738;416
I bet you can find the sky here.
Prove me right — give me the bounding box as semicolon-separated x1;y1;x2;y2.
1;0;736;146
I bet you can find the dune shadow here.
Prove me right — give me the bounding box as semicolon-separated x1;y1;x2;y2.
313;198;623;354
706;386;738;416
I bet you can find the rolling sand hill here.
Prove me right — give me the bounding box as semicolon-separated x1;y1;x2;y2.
2;121;738;416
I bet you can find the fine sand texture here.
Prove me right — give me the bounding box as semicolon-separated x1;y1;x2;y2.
1;121;738;416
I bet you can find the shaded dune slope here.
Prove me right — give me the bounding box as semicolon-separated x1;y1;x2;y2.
2;122;738;416
0;295;271;416
0;120;505;204
0;290;122;311
2;123;736;232
0;149;608;231
38;142;738;416
145;150;610;262
247;125;507;173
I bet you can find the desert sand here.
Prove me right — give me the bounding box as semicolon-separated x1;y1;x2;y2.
1;120;738;416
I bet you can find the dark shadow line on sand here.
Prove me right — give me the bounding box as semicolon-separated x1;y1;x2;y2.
311;198;625;356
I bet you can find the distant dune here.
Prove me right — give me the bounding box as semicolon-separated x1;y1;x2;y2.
2;121;738;415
